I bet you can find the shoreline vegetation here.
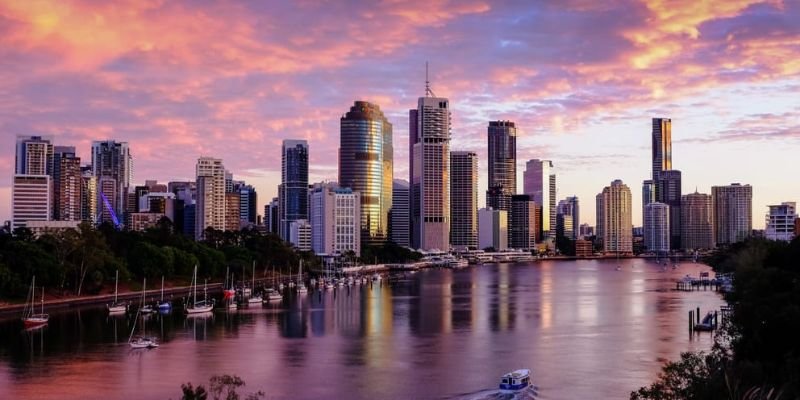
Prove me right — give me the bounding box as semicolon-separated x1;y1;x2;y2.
632;238;800;399
0;220;422;307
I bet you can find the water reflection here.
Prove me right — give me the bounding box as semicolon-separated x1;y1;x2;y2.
0;260;724;399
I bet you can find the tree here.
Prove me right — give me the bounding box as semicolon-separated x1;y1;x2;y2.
180;375;263;400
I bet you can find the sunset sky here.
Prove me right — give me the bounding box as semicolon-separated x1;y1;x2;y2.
1;0;798;228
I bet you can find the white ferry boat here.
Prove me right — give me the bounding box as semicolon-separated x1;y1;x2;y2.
499;369;531;394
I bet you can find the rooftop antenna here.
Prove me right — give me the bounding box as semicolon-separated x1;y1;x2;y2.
425;61;436;97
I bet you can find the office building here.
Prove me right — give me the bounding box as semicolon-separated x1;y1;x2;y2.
409;82;450;251
92;141;132;225
238;184;257;226
557;196;579;240
52;146;82;221
11;175;51;230
478;208;507;251
450;151;478;249
225;192;241;231
279;140;309;240
651;117;671;198
310;183;361;256
712;183;752;245
656;169;682;249
195;157;226;239
523;159;556;240
681;191;714;250
389;179;410;247
289;219;312;251
575;239;593;257
486;121;516;211
80;166;97;223
642;179;654;222
598;180;633;254
510;195;537;250
644;202;670;253
765;202;796;242
266;197;279;235
339;101;393;245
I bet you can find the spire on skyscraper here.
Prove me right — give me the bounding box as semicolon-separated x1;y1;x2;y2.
425;61;436;97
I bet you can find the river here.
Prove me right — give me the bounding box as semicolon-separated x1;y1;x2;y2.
0;259;724;399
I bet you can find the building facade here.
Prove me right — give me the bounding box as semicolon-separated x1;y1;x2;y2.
409;94;451;251
478;208;507;251
339;101;393;245
310;184;361;256
238;184;257;226
651;117;671;199
11;175;51;230
712;183;752;245
195;157;226;239
523;159;556;240
91;141;132;226
598;180;633;254
656;169;682;249
389;179;410;247
765;202;796;242
644;202;670;253
486;121;517;211
279;140;309;240
681;191;714;250
556;196;579;240
52;146;82;221
289;219;312;251
510;195;537;250
450;151;478;249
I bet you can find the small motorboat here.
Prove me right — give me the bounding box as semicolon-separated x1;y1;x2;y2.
248;294;263;304
264;289;283;302
499;369;532;394
297;284;308;294
129;336;159;349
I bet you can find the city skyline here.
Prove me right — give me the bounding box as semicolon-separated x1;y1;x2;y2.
1;2;799;228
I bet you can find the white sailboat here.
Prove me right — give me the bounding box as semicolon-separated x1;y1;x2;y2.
248;261;263;304
263;265;283;303
185;265;214;314
129;278;159;349
107;270;127;313
22;276;49;327
297;259;308;294
157;276;171;311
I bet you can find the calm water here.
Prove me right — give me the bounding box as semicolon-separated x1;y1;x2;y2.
0;259;724;399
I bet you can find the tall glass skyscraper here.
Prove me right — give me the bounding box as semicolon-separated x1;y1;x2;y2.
486;121;517;211
279;140;309;241
92;140;132;226
523;159;556;240
339;101;393;245
652;117;672;200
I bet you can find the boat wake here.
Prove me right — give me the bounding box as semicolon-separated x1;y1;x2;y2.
450;385;539;400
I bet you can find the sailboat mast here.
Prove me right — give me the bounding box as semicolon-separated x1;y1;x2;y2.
41;287;44;314
161;276;165;302
114;270;119;303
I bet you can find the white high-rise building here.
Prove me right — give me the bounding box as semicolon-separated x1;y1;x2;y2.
195;157;226;240
409;82;451;251
478;208;508;251
598;180;633;254
11;175;51;230
765;202;796;242
644;202;670;253
289;219;312;251
712;183;752;245
524;159;556;240
310;183;361;256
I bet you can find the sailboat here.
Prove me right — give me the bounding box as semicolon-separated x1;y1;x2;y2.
107;270;128;313
157;276;171;311
263;265;283;303
185;265;214;314
22;276;49;327
223;267;236;300
248;261;263;304
129;278;159;349
297;259;308;294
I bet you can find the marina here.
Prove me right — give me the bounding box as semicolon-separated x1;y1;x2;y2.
0;259;724;399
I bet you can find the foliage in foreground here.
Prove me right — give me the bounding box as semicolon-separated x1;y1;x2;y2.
179;374;264;400
632;238;800;399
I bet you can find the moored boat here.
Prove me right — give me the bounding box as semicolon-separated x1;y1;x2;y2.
499;369;532;394
185;265;214;314
107;270;128;314
22;276;49;328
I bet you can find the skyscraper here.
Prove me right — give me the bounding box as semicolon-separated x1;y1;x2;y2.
279;140;309;240
12;136;54;229
389;179;410;247
765;202;796;242
409;78;450;251
310;183;361;256
712;183;752;245
478;208;507;251
339;101;393;245
681;191;714;250
657;170;682;249
195;157;226;239
92;140;132;225
450;151;478;249
80;166;97;224
486;121;517;211
642;179;654;222
238;184;257;226
556;196;579;240
510;195;537;250
53;146;82;221
644;202;670;254
266;197;279;235
224;192;240;231
651;117;671;198
523;159;556;240
711;183;753;244
598;180;633;254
